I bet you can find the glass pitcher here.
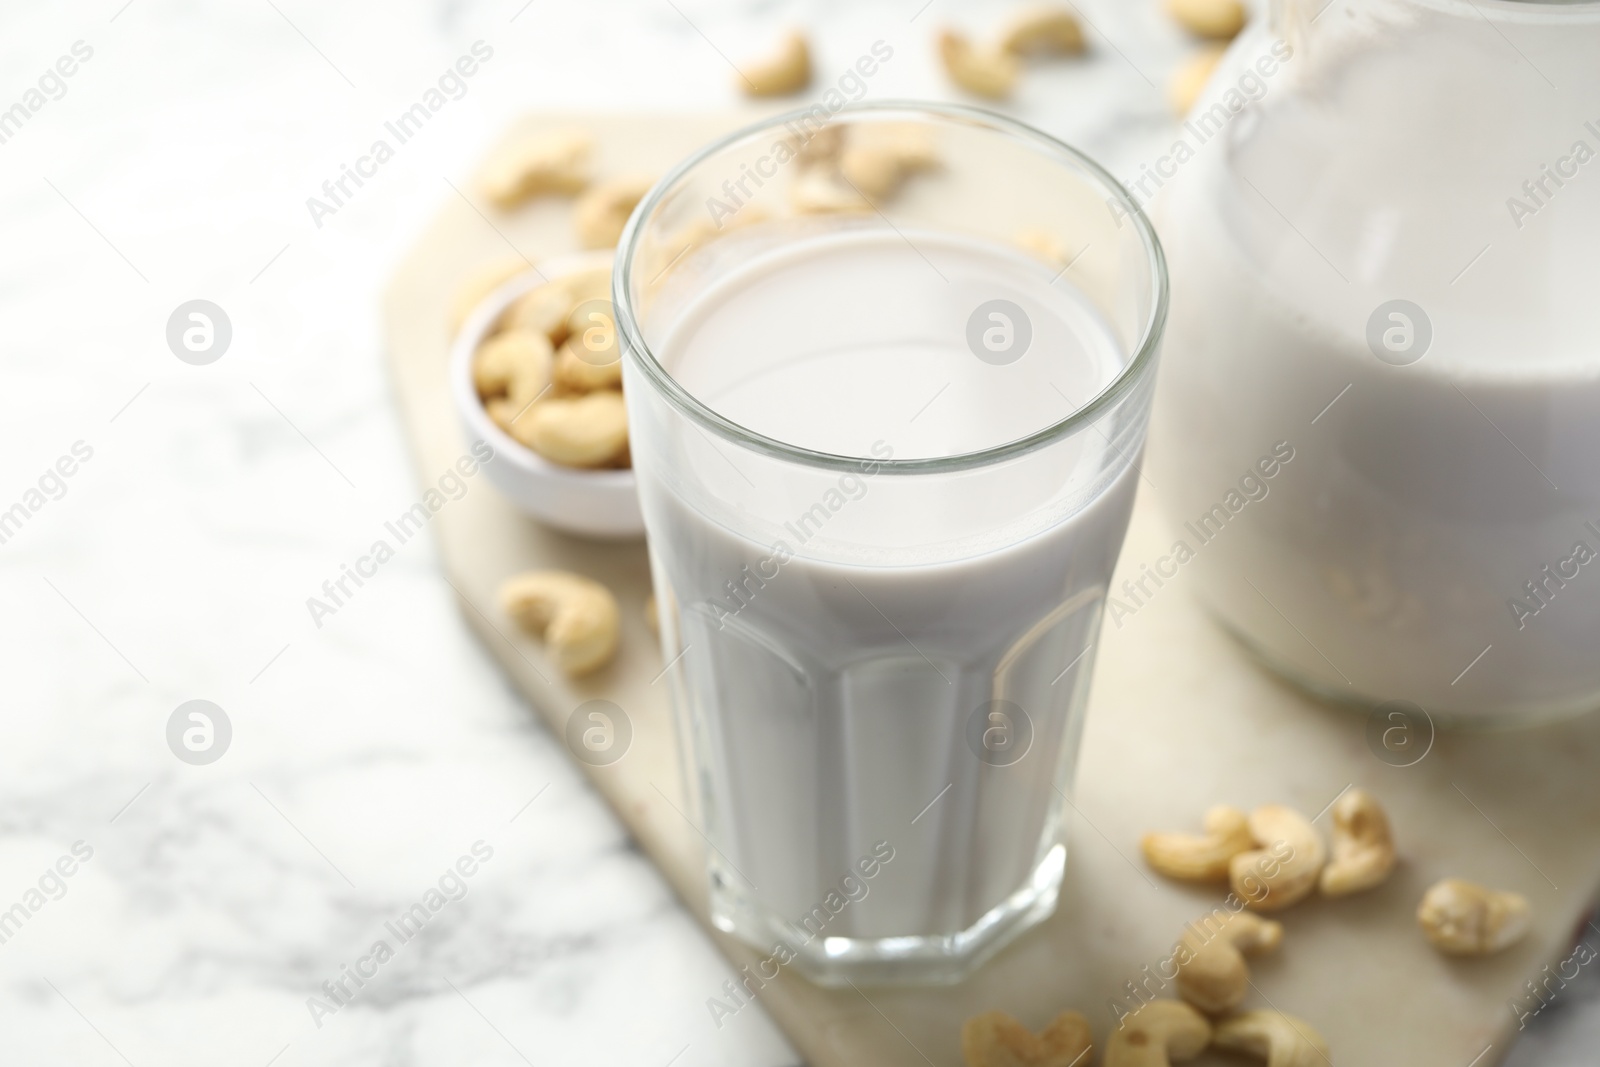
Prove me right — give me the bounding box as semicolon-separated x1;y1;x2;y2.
1149;0;1600;723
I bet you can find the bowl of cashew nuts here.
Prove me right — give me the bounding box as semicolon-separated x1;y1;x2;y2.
450;249;645;540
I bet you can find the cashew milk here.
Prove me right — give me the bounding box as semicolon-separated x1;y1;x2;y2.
636;229;1142;942
1153;28;1600;718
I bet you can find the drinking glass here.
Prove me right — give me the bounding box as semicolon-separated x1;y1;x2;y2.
614;102;1166;985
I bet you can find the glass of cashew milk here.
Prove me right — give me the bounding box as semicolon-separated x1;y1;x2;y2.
614;103;1166;985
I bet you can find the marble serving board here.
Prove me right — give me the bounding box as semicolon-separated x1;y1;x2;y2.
381;113;1600;1067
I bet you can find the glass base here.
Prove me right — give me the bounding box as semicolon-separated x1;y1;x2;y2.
708;843;1065;988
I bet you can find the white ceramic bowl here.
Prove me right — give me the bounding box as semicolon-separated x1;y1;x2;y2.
449;250;645;540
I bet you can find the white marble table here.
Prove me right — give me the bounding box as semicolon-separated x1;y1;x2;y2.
0;1;1589;1064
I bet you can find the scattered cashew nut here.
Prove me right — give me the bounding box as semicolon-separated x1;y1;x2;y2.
1169;46;1226;115
840;123;940;199
789;123;937;211
1229;805;1326;911
1175;909;1283;1014
961;1010;1092;1067
1212;1011;1330;1067
1105;1000;1210;1067
1165;0;1248;40
1417;878;1532;955
791;123;845;169
1319;788;1396;896
1143;804;1254;882
500;570;620;677
741;30;811;96
523;391;629;468
574;175;655;249
1001;5;1086;56
791;165;872;214
939;29;1021;100
480;127;591;208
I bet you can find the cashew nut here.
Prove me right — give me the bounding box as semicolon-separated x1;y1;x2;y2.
1229;806;1326;912
480;127;591;208
1319;788;1396;896
939;30;1021;100
503;280;573;342
473;329;553;408
478;264;628;466
499;570;620;676
523;391;629;468
1169;46;1226;115
961;1010;1092;1067
1212;1011;1330;1067
1165;0;1248;40
741;30;811;97
574;175;655;249
554;339;623;393
484;398;519;437
564;298;620;364
839;124;940;199
451;257;527;332
561;265;614;307
790;123;929;211
1417;878;1532;955
1001;5;1086;56
1174;909;1283;1014
791;123;846;169
791;165;872;214
1105;1000;1210;1067
837;147;909;200
503;267;611;347
1143;805;1254;882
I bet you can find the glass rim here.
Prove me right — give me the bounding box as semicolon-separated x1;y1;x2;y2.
613;100;1169;476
